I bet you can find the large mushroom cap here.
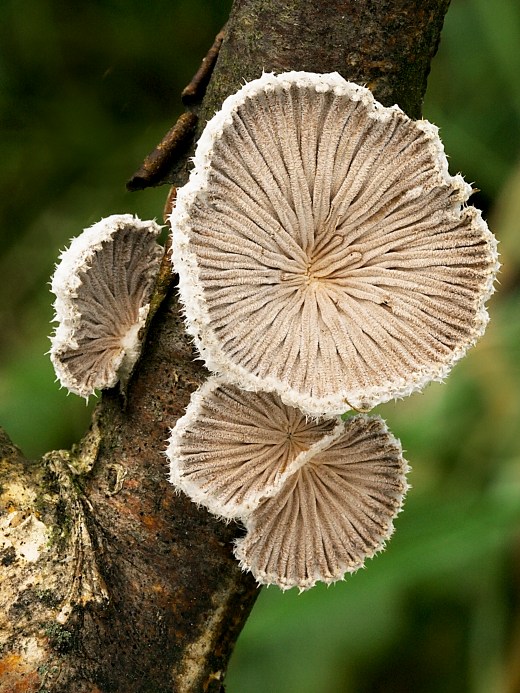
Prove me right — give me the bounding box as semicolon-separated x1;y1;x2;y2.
171;70;499;417
50;214;163;398
166;377;340;520
234;414;409;591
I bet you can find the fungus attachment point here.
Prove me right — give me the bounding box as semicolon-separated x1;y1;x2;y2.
234;415;409;591
170;71;499;417
166;377;340;520
50;214;163;398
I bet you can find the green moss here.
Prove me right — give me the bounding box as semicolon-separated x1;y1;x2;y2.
35;588;62;609
43;622;75;654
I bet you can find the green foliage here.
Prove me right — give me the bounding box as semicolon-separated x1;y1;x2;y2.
1;1;519;691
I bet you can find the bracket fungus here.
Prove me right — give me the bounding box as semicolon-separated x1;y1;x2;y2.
170;71;499;417
166;378;408;589
166;377;341;520
50;214;163;398
234;414;408;591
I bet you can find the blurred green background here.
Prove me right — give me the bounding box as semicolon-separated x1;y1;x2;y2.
1;1;519;691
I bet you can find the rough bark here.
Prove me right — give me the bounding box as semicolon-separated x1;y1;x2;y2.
0;1;451;691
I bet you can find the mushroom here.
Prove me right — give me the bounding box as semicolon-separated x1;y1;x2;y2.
170;70;499;417
50;214;163;398
234;414;408;591
166;377;341;520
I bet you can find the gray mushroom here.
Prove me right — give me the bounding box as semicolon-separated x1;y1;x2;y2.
170;71;499;417
234;414;409;591
166;377;340;520
50;214;163;398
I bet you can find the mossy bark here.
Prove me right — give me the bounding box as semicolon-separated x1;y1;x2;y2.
201;0;451;122
0;1;451;691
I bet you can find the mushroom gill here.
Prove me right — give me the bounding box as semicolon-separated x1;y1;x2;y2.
234;414;409;590
166;377;340;520
50;214;163;398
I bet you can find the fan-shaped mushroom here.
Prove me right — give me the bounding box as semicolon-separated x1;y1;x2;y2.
166;377;341;520
234;414;408;590
50;214;163;398
170;71;499;417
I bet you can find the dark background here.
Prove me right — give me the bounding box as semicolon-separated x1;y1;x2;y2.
1;1;520;691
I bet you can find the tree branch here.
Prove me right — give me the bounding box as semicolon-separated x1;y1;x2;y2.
0;1;451;691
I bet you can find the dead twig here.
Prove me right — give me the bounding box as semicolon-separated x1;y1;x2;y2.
126;24;227;192
182;24;228;105
126;112;198;191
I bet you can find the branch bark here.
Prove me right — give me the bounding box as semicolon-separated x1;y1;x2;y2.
1;1;450;691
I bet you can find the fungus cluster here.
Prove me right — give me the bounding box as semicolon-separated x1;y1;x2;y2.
49;71;499;591
168;377;408;590
165;71;498;588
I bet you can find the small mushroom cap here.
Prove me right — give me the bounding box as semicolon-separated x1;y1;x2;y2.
166;377;341;520
170;70;499;417
50;214;163;398
234;414;409;591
